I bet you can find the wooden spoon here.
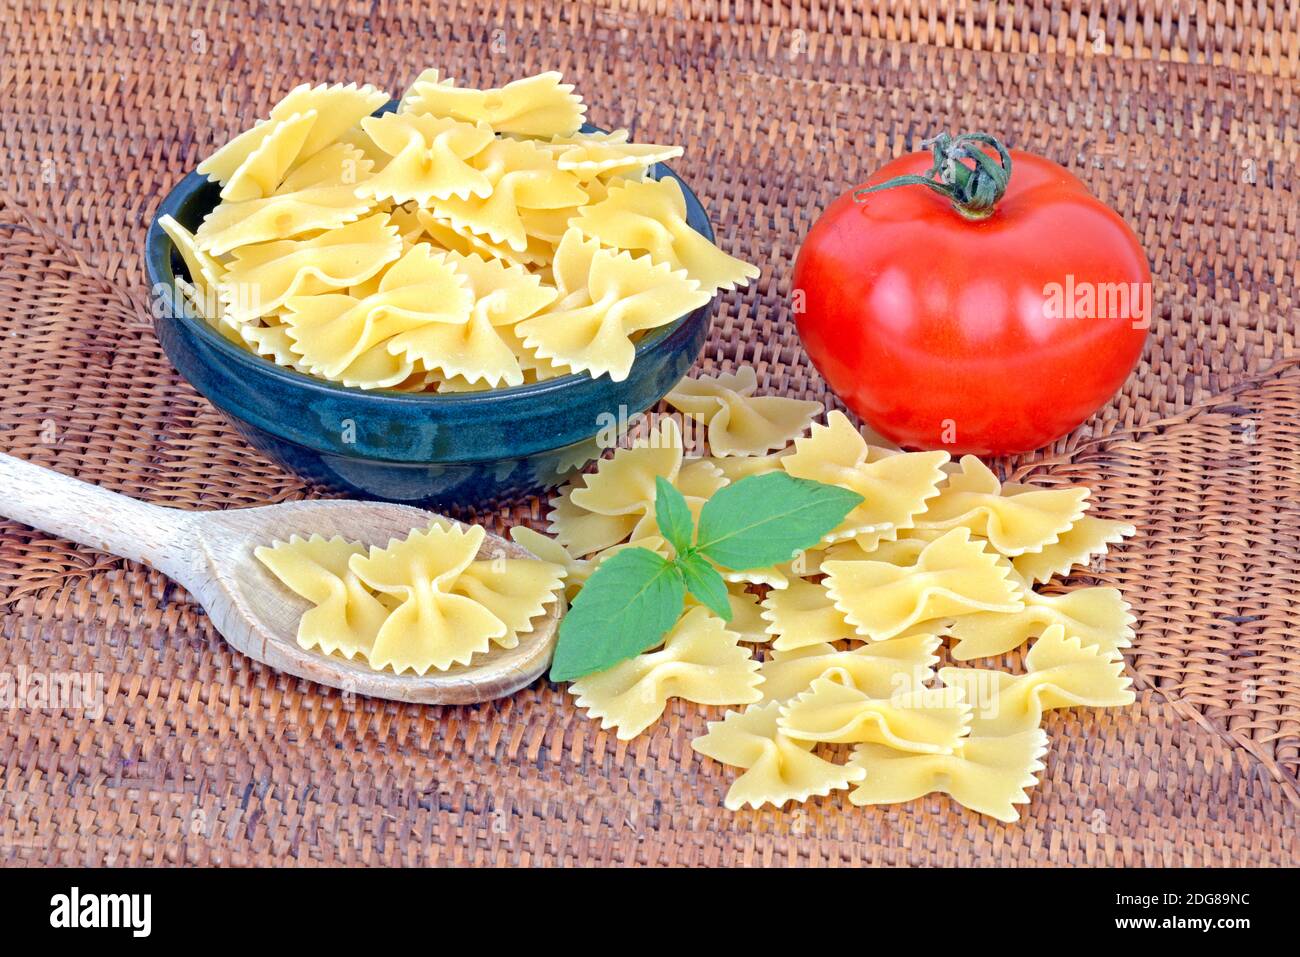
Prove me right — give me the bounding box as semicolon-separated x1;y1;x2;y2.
0;452;562;704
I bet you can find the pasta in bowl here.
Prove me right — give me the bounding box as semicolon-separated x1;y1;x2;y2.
144;69;756;507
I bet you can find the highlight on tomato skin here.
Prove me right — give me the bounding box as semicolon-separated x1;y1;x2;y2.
791;133;1152;456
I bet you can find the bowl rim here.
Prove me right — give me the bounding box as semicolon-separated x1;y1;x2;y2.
144;117;717;410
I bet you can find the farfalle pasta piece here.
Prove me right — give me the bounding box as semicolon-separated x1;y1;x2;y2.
199;83;389;200
254;534;389;661
270;85;394;167
192;144;382;258
387;251;557;387
759;538;951;642
569;606;762;740
195;183;376;255
660;457;729;525
758;633;941;703
516;229;710;382
947;578;1135;661
403;70;586;138
1012;515;1137;584
573;176;759;292
539;130;684;180
692;702;865;811
349;523;506;674
718;562;789;591
914;455;1090;557
940;625;1135;737
822;528;1024;642
355;112;496;204
210;111;317;202
282;243;473;388
428;138;587;252
848;729;1049;823
396;67;445;112
778;676;972;752
548;223;600;297
782;412;949;546
449;557;565;649
222;212;402;321
665;366;822;457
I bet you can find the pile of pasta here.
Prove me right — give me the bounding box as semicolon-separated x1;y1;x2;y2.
255;521;564;675
526;366;1137;822
160;69;758;389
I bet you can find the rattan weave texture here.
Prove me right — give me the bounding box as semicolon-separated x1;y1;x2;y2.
0;1;1297;866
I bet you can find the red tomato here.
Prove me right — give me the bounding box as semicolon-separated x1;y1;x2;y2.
792;134;1150;455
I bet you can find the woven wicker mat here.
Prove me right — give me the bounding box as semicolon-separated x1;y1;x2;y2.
1;1;1297;866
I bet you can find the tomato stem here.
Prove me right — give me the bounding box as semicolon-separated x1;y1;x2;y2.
854;132;1012;220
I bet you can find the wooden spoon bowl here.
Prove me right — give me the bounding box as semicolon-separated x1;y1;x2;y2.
0;453;562;704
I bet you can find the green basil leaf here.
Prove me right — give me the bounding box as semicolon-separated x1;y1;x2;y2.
677;552;732;621
548;547;685;682
694;472;864;571
653;475;694;556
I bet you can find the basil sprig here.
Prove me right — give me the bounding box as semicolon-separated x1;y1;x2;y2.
549;472;862;682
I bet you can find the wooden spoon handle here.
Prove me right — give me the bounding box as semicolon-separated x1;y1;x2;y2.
0;452;193;580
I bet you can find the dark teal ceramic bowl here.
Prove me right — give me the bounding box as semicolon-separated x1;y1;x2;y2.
144;118;715;508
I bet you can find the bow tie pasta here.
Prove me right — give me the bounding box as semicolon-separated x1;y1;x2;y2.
196;161;378;256
221;213;403;322
199;83;389;199
168;69;756;391
914;455;1091;556
570;606;762;740
777;678;973;753
401;70;586;138
256;520;564;676
548;416;709;556
282;243;474;388
822;528;1026;642
526;366;1138;823
692;702;866;812
848;729;1050;824
757;634;941;703
946;569;1136;661
356;112;497;205
1011;514;1137;585
939;625;1135;737
665;365;823;457
573;177;761;292
539;131;684;181
516;229;711;382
